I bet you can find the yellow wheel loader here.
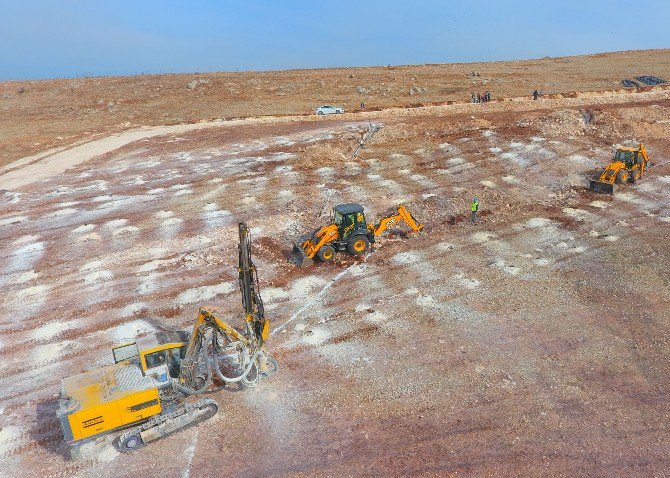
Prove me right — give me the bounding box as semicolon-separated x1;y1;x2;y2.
590;143;651;194
57;223;277;457
290;203;423;267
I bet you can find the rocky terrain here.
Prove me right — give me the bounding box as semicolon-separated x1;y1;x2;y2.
0;52;669;477
1;49;669;167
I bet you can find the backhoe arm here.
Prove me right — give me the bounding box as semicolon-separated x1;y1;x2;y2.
639;144;650;168
371;205;424;236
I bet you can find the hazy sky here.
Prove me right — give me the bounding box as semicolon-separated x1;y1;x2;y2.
2;0;669;80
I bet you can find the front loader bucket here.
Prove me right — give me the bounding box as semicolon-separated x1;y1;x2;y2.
289;243;313;267
589;180;614;194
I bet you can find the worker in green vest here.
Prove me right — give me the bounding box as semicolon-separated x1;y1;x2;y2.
471;196;479;224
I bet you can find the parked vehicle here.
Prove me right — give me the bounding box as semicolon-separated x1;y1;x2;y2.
315;105;344;115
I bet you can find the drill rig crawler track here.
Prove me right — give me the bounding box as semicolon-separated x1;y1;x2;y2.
118;398;219;451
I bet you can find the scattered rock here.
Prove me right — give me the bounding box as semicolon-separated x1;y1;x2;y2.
187;79;211;90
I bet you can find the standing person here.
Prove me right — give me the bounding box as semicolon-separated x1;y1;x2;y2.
477;93;481;103
533;90;539;100
360;101;365;110
471;196;479;224
471;92;476;103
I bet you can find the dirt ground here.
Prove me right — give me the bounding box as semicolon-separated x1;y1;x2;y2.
1;49;669;167
1;59;670;477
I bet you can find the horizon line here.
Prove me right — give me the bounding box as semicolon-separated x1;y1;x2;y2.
2;48;668;84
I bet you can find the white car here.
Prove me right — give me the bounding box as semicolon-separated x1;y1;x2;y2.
315;105;344;115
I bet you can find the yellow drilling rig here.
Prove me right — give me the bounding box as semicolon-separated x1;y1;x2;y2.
57;223;277;456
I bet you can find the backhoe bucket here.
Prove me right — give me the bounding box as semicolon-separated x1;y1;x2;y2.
289;243;313;267
589;180;614;194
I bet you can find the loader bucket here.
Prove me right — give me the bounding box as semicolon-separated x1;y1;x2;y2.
589;180;614;194
289;243;313;267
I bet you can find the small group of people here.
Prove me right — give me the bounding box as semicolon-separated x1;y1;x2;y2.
471;91;491;103
533;90;542;100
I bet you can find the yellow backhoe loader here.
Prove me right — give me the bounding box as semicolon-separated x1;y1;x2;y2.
57;223;277;457
590;143;651;194
290;203;423;267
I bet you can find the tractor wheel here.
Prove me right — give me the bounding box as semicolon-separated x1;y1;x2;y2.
631;169;641;183
616;169;629;184
347;235;370;255
317;245;336;262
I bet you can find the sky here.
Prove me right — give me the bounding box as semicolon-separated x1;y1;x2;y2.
1;0;669;80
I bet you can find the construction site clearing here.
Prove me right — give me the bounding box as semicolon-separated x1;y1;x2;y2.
1;51;670;477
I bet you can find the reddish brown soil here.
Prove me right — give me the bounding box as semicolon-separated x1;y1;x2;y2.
2;49;669;167
0;63;669;478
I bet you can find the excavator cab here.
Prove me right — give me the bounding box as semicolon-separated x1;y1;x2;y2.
615;149;632;168
332;203;368;240
322;203;375;258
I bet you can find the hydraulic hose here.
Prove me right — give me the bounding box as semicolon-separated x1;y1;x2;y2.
173;336;214;395
262;356;279;377
213;351;262;383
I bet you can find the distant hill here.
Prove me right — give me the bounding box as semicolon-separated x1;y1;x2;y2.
0;49;668;166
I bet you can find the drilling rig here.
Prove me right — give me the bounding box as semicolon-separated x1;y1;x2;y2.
57;223;277;456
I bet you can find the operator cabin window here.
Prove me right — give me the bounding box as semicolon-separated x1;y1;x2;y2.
145;350;167;369
167;347;185;378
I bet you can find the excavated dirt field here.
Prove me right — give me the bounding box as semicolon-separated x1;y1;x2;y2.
2;49;669;167
0;86;670;477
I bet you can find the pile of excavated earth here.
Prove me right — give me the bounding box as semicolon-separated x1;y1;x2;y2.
0;51;669;477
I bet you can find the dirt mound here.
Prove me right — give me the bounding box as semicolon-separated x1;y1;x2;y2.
395;196;459;228
536;109;589;137
370;122;425;145
296;143;348;169
532;107;651;142
589;109;628;140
